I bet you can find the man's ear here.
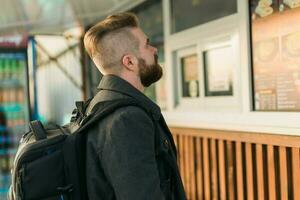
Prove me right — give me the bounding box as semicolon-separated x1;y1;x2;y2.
122;54;138;71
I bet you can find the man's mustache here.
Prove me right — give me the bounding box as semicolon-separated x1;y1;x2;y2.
154;54;158;63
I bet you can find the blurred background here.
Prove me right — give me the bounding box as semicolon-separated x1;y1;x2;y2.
2;0;300;199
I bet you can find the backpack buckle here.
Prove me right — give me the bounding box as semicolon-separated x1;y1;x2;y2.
57;184;73;193
71;101;87;123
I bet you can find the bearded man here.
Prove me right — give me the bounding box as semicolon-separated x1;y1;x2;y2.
83;12;186;200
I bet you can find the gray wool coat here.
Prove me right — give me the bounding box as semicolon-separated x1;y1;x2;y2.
85;75;186;200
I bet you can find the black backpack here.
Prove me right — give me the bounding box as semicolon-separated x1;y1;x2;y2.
8;99;146;200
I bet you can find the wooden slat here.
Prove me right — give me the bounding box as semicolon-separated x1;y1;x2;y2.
256;144;264;200
196;138;203;200
203;138;210;200
184;135;191;200
279;146;288;200
218;140;226;200
236;142;244;200
189;137;196;200
292;148;300;200
173;134;178;148
210;139;218;200
179;134;185;189
177;135;181;167
170;127;300;148
246;143;254;200
267;145;276;200
227;141;235;200
173;134;179;166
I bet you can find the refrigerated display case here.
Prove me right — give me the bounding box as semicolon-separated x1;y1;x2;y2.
0;36;31;199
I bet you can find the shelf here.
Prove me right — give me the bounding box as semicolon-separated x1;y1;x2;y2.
0;103;23;112
0;174;11;193
0;126;7;132
0;148;16;156
0;136;17;144
0;188;9;194
0;79;23;88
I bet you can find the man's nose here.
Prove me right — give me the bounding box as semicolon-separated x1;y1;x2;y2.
152;46;158;53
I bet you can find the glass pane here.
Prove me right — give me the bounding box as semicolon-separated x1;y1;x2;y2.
203;46;233;96
181;54;199;98
133;0;164;50
250;0;300;111
171;0;237;33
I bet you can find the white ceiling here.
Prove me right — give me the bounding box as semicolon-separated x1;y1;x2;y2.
0;0;145;35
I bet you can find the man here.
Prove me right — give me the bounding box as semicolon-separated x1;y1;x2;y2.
83;12;186;200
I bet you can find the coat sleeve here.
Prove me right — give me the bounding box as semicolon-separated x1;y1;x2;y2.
100;106;165;200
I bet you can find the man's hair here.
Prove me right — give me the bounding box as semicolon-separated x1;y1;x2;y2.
84;12;140;73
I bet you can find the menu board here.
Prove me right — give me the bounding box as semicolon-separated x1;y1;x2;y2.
250;0;300;111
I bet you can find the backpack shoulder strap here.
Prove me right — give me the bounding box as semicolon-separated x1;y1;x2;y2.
70;98;93;123
29;120;47;141
75;99;149;133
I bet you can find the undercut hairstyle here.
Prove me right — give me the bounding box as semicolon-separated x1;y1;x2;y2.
84;12;140;74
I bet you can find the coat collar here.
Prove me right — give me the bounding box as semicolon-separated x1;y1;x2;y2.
97;75;161;120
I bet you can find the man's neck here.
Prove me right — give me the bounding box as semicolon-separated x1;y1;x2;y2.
117;73;145;92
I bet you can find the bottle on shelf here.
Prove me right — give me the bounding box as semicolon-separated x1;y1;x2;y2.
3;59;11;81
18;59;26;82
0;59;4;80
17;87;24;103
11;59;18;81
0;89;3;105
2;88;8;104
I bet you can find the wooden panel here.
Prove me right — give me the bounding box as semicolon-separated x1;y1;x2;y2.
267;145;276;200
256;144;264;200
218;140;226;200
203;138;210;200
246;143;254;200
169;127;300;200
279;146;288;200
189;137;196;200
170;127;300;148
292;148;300;200
236;142;244;200
227;141;235;200
195;138;203;200
210;139;218;200
184;135;191;200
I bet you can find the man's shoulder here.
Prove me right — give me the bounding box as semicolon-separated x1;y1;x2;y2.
94;89;129;101
109;105;151;122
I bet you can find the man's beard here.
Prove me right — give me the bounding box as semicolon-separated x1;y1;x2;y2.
138;55;163;87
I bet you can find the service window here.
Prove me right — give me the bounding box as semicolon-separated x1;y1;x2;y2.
250;0;300;111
